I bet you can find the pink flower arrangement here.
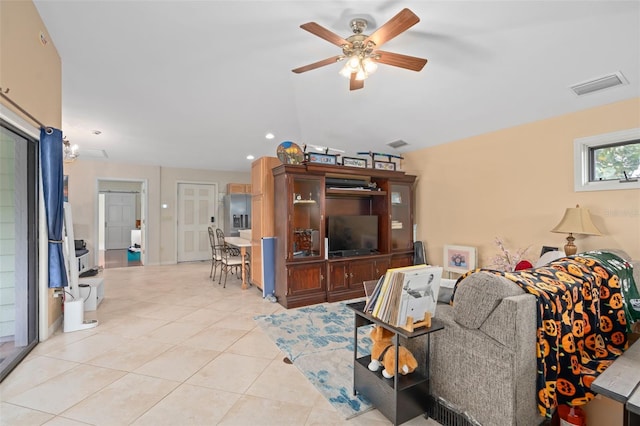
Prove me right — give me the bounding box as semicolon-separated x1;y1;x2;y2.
488;237;531;271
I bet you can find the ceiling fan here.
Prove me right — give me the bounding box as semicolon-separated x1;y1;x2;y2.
292;8;427;91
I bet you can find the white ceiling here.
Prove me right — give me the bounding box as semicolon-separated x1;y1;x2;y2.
34;1;640;172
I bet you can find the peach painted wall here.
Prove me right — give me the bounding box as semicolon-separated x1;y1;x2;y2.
0;0;63;331
157;166;250;265
62;160;161;266
403;98;640;270
0;0;61;127
63;160;250;266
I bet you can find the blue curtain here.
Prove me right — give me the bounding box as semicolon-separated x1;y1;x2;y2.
40;127;68;288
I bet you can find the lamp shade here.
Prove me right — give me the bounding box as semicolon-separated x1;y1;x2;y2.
551;205;602;236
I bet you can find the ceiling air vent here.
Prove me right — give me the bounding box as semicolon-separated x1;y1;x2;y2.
81;149;109;159
387;140;409;149
570;71;628;96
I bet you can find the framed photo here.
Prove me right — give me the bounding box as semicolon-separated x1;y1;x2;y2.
540;245;558;256
63;175;69;202
374;160;396;171
342;157;367;168
443;245;477;274
306;152;337;165
391;192;402;204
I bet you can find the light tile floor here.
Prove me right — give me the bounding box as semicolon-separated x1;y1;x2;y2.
0;262;441;426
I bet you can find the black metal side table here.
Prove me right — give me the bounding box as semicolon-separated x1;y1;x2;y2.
347;301;444;426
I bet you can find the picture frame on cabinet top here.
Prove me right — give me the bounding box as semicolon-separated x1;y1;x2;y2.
306;152;338;165
374;160;396;171
342;157;368;168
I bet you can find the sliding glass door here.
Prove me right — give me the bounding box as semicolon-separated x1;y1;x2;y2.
0;121;38;381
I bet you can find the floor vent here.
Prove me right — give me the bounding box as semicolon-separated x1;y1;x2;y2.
427;396;480;426
570;71;628;96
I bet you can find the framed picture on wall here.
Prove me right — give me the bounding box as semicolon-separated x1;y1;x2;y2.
443;245;477;274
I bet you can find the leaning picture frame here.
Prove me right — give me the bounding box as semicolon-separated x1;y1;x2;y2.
306;152;338;165
342;157;367;168
374;160;396;171
63;175;69;202
540;245;558;256
443;245;477;274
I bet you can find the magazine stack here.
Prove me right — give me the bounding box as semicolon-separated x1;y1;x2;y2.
363;264;443;329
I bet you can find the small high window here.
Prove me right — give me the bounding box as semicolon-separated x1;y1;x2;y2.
574;128;640;191
590;140;640;181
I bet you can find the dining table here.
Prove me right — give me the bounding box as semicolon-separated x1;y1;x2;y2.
224;236;252;290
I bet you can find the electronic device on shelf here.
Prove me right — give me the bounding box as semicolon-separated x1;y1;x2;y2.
327;215;378;257
325;177;369;188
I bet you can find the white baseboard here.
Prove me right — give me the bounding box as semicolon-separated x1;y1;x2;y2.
42;315;63;341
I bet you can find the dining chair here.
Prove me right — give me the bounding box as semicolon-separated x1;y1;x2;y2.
215;228;240;256
215;228;248;287
208;227;222;281
218;244;250;288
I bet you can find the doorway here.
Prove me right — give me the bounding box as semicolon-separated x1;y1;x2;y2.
97;179;147;269
177;182;218;262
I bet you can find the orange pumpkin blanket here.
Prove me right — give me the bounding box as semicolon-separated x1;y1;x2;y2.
455;251;635;418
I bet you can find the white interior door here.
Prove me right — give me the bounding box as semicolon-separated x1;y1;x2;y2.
105;193;136;250
177;183;217;262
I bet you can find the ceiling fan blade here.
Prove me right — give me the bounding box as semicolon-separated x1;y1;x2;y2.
374;50;427;71
363;8;420;47
300;22;351;47
292;55;343;74
350;73;364;91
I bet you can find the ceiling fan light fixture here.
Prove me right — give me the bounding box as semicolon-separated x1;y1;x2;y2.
362;57;378;74
340;55;376;81
293;9;426;91
339;64;353;78
63;137;79;163
347;56;360;69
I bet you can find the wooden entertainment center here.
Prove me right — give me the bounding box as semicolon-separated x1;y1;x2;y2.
272;162;416;308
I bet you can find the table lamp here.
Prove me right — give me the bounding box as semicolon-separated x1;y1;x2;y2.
551;204;602;255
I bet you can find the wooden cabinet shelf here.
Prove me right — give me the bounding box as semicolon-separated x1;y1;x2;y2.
327;255;389;302
325;189;387;197
272;162;416;308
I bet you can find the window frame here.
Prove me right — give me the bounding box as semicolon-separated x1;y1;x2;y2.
0;119;39;381
573;128;640;192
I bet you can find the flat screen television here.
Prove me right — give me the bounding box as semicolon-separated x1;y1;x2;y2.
327;215;378;256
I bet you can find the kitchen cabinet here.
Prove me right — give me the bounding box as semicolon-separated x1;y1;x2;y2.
227;183;251;194
250;156;279;288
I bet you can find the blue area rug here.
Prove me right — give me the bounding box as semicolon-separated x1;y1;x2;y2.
254;301;374;419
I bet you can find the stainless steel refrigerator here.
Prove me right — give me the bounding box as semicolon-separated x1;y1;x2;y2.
224;194;251;236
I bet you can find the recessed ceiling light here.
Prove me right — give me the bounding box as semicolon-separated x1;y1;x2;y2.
265;133;275;140
92;130;102;135
246;155;255;160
